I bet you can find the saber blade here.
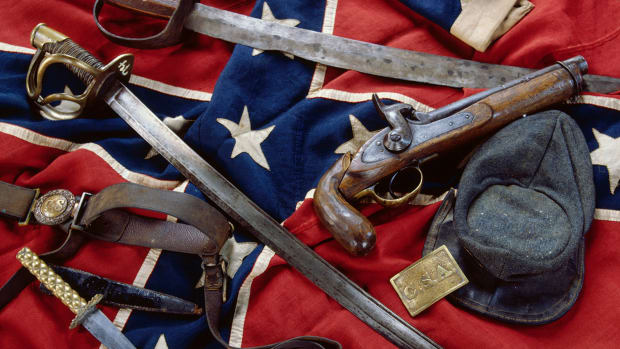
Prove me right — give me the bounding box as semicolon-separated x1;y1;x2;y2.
102;0;619;93
16;247;136;349
104;79;440;349
183;3;618;93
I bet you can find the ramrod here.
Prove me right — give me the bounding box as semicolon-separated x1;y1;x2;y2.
313;56;587;256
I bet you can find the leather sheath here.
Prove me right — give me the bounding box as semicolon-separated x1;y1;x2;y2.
41;264;202;315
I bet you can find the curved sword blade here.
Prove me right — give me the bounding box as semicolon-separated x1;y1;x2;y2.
185;3;619;93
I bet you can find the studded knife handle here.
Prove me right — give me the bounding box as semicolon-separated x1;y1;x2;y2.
17;247;87;314
26;23;134;120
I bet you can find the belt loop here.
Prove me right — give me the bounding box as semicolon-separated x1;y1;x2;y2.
201;255;224;291
18;188;40;226
69;192;92;231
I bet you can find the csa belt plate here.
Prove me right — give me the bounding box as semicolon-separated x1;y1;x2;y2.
390;245;468;317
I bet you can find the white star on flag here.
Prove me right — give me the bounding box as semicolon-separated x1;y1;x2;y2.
154;334;168;349
335;114;380;154
590;128;620;195
252;2;300;59
145;115;194;159
217;106;275;170
195;237;258;288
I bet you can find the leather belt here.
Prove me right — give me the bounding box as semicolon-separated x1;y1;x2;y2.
0;181;340;349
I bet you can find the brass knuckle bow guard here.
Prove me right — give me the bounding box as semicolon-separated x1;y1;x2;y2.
26;23;134;119
314;57;588;257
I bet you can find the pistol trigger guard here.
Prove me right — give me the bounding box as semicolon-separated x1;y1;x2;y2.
387;165;423;206
372;94;413;153
351;166;423;207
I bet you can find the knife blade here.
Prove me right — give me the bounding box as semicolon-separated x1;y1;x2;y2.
17;247;136;349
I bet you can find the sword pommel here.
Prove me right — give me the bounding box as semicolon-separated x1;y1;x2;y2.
16;247;103;328
30;23;68;49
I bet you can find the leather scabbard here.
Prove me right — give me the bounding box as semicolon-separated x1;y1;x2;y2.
80;182;231;254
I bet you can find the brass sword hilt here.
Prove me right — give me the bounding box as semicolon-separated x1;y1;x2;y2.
16;247;104;329
26;23;134;120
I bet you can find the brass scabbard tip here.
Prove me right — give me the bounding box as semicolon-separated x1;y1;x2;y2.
30;23;68;49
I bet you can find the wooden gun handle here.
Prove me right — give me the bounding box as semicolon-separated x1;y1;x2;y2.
313;153;376;256
93;0;195;48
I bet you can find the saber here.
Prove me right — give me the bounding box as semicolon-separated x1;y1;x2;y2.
17;247;136;349
94;0;620;93
27;24;439;349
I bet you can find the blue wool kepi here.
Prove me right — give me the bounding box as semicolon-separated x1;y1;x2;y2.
423;109;595;324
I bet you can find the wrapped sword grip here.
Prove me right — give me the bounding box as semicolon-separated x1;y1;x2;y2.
16;247;103;329
17;247;87;315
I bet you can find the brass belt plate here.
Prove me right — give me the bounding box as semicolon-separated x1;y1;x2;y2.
390;245;468;317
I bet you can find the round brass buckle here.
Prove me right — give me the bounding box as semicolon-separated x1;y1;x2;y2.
33;189;76;225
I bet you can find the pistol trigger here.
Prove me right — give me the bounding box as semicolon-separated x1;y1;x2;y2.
372;94;413;153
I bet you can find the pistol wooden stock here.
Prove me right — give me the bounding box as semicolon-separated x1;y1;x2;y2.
315;153;376;256
314;57;588;256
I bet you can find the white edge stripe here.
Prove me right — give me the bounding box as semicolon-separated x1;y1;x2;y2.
307;88;433;112
594;208;620;222
229;246;277;347
0;42;35;54
308;0;337;94
0;41;212;101
129;75;212;102
106;249;163;336
573;95;620;111
0;122;179;190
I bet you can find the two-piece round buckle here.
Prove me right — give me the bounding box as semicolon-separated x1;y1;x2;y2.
32;189;76;225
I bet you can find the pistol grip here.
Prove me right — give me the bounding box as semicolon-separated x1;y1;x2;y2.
314;153;376;256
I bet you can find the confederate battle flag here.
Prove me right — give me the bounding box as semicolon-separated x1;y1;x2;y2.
0;0;618;348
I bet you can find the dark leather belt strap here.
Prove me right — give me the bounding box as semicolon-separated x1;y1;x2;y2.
0;181;38;222
0;181;341;348
79;183;231;254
